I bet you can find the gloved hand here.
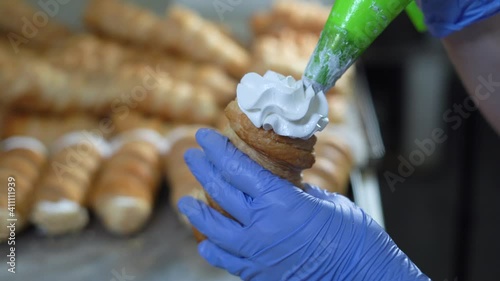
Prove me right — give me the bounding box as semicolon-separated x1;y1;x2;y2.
178;129;430;281
418;0;500;37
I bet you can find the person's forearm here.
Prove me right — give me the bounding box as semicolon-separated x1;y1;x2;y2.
441;13;500;135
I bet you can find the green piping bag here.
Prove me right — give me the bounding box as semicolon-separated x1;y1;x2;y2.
303;0;413;93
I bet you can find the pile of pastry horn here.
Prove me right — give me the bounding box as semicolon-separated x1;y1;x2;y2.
0;0;241;125
0;0;357;241
0;112;209;241
0;123;168;240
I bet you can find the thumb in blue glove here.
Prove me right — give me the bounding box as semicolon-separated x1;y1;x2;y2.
418;0;500;37
178;128;430;281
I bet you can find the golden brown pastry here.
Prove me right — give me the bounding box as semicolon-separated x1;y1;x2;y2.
43;34;237;106
251;13;286;37
0;104;7;136
0;47;88;114
215;114;230;133
84;0;161;46
44;34;136;74
164;6;251;78
30;132;109;235
90;130;165;235
0;45;220;124
111;111;165;136
326;94;348;125
251;30;319;80
303;132;354;195
144;54;237;106
0;36;38;58
0;0;71;50
0;137;48;241
84;0;250;78
98;63;221;124
0;113;100;147
191;101;317;242
130;72;220;124
251;0;330;36
223;101;316;187
164;125;209;241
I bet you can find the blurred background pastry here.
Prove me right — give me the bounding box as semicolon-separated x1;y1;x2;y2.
164;125;209;242
31;132;109;236
0;137;47;241
89;130;165;235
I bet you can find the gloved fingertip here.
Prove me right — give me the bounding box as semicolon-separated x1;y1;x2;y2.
197;240;211;257
303;183;314;191
303;183;320;194
198;240;222;267
184;148;204;163
196;128;226;147
177;196;201;217
303;184;334;201
195;128;214;141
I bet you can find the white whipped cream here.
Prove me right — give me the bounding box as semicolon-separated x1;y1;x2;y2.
35;199;83;214
237;71;329;139
110;129;169;155
109;196;145;208
32;200;89;235
2;136;48;155
51;131;111;158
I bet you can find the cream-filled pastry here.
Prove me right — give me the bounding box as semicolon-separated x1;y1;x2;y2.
193;71;329;242
31;132;109;236
0;136;48;241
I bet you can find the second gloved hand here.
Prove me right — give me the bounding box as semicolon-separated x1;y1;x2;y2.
418;0;500;37
178;129;429;281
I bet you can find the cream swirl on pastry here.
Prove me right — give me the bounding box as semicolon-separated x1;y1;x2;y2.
237;71;329;139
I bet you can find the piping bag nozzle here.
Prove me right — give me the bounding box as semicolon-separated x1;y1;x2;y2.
303;0;413;93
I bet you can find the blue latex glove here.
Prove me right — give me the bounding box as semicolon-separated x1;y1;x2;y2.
178;129;430;281
418;0;500;37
